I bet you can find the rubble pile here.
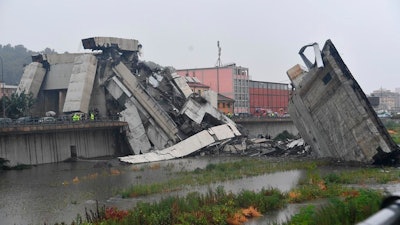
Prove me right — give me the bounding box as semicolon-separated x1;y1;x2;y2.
88;37;244;163
195;134;312;158
18;37;244;164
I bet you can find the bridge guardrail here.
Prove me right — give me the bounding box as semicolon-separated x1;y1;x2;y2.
0;115;124;128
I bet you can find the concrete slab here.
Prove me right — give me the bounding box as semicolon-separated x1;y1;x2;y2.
63;54;97;113
112;62;180;142
17;62;46;97
82;37;140;52
287;40;399;164
106;76;151;154
119;124;240;164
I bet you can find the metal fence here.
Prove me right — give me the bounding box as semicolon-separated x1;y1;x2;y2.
0;115;122;127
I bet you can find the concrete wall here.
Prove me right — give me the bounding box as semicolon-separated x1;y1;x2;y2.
286;40;398;163
17;62;46;97
63;54;98;113
235;119;298;139
0;129;120;166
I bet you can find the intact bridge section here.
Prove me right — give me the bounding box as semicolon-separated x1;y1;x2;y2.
0;118;297;166
0;120;129;166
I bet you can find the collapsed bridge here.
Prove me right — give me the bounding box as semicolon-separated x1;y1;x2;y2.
16;37;242;164
14;37;398;165
287;40;399;164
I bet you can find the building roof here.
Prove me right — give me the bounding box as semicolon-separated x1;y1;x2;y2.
218;93;234;102
183;76;200;83
0;83;18;89
187;82;209;89
182;75;210;89
176;63;248;72
249;79;289;86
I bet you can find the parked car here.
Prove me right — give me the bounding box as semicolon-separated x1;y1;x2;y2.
15;116;33;124
0;118;12;125
378;113;391;118
39;117;56;124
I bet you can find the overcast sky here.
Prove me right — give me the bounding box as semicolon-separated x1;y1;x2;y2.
1;0;399;94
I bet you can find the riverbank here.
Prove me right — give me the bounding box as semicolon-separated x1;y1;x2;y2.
61;156;398;224
1;155;397;224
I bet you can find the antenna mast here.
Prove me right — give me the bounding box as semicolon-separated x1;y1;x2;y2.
216;41;221;93
216;41;222;67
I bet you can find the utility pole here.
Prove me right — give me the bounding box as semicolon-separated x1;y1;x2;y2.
216;41;222;93
0;56;4;118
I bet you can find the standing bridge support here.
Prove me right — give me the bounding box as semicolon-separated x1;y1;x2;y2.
0;121;128;166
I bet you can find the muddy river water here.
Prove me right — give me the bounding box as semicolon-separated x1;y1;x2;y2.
1;156;399;225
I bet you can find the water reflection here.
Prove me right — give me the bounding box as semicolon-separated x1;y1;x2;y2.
0;157;305;224
245;204;301;225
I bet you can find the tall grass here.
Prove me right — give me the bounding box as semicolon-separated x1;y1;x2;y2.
120;158;330;198
72;186;286;225
57;158;395;225
281;189;382;225
383;120;400;144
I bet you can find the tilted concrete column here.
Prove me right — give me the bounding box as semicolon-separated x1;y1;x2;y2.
106;76;152;154
63;54;97;113
17;62;47;97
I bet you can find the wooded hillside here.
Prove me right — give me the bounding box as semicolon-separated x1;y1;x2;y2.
0;44;57;85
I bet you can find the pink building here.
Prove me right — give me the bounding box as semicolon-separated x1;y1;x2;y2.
177;64;290;116
176;64;250;114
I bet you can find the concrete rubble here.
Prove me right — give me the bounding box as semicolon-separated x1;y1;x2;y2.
216;134;312;158
286;40;399;164
17;37;243;163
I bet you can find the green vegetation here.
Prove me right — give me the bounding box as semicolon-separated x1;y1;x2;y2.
70;187;285;225
0;44;53;117
55;159;396;225
3;92;36;118
0;44;58;85
120;159;330;198
68;188;382;225
282;189;382;225
0;157;31;170
385;120;400;144
67;187;382;225
323;167;400;184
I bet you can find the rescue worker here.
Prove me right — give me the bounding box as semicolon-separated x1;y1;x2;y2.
72;113;80;122
90;112;95;121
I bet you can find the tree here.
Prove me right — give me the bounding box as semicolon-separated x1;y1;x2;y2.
0;44;58;85
2;92;36;119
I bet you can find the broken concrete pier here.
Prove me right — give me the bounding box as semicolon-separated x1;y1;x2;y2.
287;40;399;164
15;37;242;164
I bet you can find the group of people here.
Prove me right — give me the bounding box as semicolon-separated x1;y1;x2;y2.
72;112;95;122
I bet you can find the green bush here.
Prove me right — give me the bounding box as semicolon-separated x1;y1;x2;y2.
283;189;382;225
